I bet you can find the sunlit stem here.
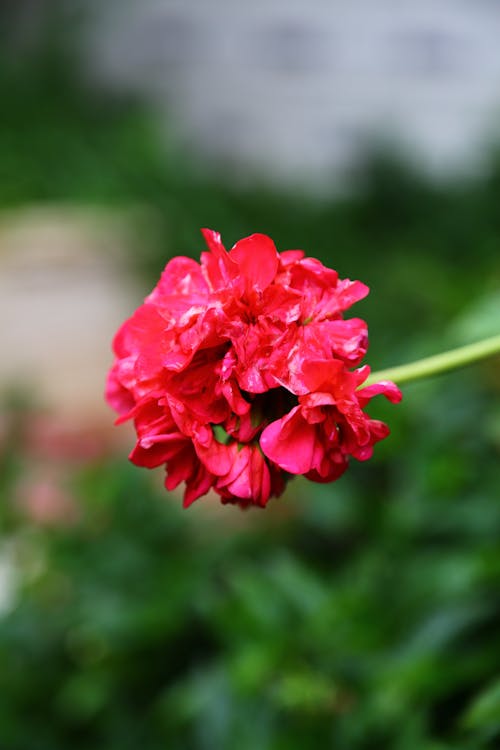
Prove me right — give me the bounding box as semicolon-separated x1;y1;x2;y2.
365;334;500;387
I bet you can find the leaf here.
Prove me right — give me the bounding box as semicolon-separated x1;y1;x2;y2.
463;677;500;730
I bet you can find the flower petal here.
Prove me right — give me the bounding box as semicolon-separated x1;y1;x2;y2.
260;407;319;475
230;233;279;292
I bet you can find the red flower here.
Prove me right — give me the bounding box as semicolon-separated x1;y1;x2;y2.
106;230;401;508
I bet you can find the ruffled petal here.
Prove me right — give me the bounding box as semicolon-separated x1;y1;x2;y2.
230;233;279;292
260;407;319;475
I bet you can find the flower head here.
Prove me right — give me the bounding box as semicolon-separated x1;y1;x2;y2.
106;230;401;508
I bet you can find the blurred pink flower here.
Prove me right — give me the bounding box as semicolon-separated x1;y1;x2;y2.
17;471;79;527
25;414;115;463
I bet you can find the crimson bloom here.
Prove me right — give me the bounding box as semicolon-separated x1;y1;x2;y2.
106;229;401;508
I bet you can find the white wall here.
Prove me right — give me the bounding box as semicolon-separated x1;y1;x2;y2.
83;0;500;185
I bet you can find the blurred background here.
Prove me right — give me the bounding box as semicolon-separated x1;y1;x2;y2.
1;1;500;748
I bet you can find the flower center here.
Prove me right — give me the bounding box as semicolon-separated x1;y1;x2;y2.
212;386;298;448
245;387;298;429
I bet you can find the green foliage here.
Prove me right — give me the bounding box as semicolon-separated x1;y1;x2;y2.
1;22;500;750
2;360;500;750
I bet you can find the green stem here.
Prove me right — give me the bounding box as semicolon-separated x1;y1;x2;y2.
365;334;500;387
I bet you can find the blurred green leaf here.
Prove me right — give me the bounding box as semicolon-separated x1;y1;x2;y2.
463;678;500;732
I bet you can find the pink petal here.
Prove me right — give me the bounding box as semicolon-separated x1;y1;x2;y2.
230;233;279;292
357;380;403;406
148;256;208;300
201;227;226;254
319;318;368;363
201;228;239;288
279;249;305;265
105;366;135;416
335;279;370;309
183;466;215;507
194;435;233;476
300;359;345;393
260;407;319;475
130;433;186;468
